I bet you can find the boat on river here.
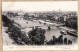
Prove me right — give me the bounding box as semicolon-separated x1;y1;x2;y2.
67;30;78;37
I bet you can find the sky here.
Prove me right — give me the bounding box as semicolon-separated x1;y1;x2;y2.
2;1;78;12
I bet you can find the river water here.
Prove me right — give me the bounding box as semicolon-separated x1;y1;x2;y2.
14;19;78;44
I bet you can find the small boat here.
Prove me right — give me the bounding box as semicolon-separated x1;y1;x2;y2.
60;30;67;35
67;30;78;37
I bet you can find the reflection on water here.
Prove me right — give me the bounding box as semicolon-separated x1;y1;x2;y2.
45;28;61;41
20;20;78;44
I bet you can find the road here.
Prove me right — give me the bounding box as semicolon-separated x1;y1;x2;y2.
2;25;13;46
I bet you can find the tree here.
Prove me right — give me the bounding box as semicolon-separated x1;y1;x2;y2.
2;15;31;45
28;28;46;45
65;17;77;30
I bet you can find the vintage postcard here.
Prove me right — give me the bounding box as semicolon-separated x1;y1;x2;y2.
2;1;78;50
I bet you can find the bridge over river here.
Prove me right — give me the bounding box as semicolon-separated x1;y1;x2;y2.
13;19;77;45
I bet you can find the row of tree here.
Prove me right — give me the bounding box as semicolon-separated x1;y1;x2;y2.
65;17;77;30
2;15;73;45
2;15;46;45
2;15;30;45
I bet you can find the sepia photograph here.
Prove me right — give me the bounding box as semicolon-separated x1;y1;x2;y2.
2;1;78;50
